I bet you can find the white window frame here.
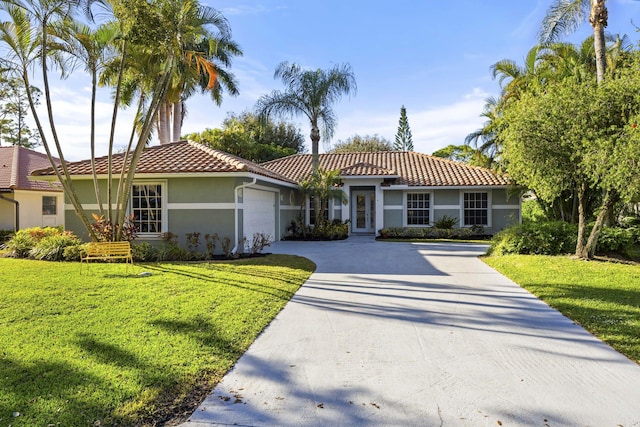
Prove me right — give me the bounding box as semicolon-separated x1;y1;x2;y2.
130;181;167;237
306;195;332;225
460;191;491;227
403;191;433;227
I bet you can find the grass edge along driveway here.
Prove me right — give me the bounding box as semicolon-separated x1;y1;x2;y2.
0;255;315;427
483;254;640;364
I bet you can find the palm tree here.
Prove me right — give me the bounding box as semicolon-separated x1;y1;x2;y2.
256;61;357;169
155;0;241;144
491;45;551;102
539;0;608;82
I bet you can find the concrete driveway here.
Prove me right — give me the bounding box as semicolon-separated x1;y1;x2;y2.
182;237;640;427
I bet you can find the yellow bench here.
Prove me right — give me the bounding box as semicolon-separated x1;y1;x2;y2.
81;241;133;273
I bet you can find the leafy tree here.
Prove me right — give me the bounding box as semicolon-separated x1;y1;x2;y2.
499;63;640;259
256;61;357;169
328;134;392;153
185;112;305;162
431;144;489;166
394;105;413;151
0;75;41;147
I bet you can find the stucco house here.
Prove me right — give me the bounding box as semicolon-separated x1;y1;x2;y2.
31;140;520;249
0;146;64;232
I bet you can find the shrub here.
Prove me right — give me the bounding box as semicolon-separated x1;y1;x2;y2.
132;242;156;262
204;233;219;257
4;227;67;258
247;233;272;254
0;230;13;243
433;215;458;229
489;221;577;256
90;213;137;242
63;243;85;262
596;227;634;254
29;232;81;261
378;226;483;240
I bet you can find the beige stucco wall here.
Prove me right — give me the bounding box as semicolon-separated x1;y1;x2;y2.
0;190;64;231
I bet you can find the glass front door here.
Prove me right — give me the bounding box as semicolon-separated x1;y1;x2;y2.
352;190;375;233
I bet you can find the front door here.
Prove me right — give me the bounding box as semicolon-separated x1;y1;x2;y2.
352;190;375;233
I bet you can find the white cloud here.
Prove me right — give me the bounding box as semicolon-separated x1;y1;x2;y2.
331;88;491;155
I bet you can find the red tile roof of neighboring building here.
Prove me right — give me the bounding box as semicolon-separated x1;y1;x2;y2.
31;140;297;184
261;151;510;187
0;146;62;192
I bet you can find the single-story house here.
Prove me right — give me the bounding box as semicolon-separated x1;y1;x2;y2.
0;146;64;231
31;140;520;249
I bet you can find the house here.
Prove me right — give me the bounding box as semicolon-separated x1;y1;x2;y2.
0;146;64;232
31;140;520;249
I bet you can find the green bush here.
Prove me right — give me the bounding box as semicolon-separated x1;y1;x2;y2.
489;221;577;256
521;198;547;223
433;215;458;229
379;226;484;240
4;230;36;257
596;227;635;253
0;229;13;243
62;243;85;262
29;232;82;261
131;242;156;262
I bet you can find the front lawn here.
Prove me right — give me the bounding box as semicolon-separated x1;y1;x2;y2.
483;255;640;363
0;256;315;426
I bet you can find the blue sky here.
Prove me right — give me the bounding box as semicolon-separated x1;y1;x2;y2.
28;1;640;160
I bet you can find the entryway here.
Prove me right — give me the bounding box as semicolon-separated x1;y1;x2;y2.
351;190;375;234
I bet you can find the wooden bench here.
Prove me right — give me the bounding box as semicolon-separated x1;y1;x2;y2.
81;241;133;273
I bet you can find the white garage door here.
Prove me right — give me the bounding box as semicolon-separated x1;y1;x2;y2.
243;188;276;242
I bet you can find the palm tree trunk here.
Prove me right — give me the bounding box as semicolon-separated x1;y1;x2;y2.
157;103;169;144
172;101;183;142
310;124;320;170
590;0;608;83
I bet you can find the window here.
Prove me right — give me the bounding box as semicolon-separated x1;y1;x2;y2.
42;196;57;215
309;195;329;225
464;192;488;226
132;184;163;233
406;193;430;225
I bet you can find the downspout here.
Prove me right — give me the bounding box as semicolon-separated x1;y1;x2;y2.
232;177;257;254
0;194;19;231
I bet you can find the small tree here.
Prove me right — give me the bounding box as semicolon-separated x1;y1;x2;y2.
329;134;392;153
394;105;413;151
299;168;348;233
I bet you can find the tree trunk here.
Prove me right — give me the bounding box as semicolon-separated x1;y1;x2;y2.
575;182;588;257
310;124;320;170
590;0;608;83
157;103;169;144
171;101;183;142
582;189;617;259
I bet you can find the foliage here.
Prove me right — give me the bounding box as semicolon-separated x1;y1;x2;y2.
131;242;155;262
256;61;357;168
520;197;548;223
394;105;413;151
433;215;458;229
484;255;640;363
246;233;272;254
186;112;305;163
328;134;392;153
0;229;13;243
488;222;578;256
205;233;219;258
286;218;349;241
0;76;41;147
29;233;81;261
0;255;314;426
378;226;484;240
596;226;638;254
431;144;489;166
90;214;137;242
3;226;66;258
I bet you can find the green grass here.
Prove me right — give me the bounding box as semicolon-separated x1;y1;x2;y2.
0;255;315;426
483;255;640;363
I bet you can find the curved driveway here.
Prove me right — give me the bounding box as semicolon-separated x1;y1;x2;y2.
184;237;640;427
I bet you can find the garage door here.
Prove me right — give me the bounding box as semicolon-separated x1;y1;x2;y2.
243;188;276;242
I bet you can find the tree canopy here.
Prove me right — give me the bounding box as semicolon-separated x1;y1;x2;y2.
328;134;392;153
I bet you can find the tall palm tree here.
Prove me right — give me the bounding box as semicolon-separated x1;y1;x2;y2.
491;45;551;102
539;0;608;82
155;0;241;144
256;61;357;169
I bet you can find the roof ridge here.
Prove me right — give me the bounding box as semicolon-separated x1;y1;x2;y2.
189;140;247;171
10;146;19;188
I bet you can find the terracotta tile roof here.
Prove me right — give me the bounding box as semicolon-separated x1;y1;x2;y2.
0;146;62;192
261;152;510;187
32;140;296;184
